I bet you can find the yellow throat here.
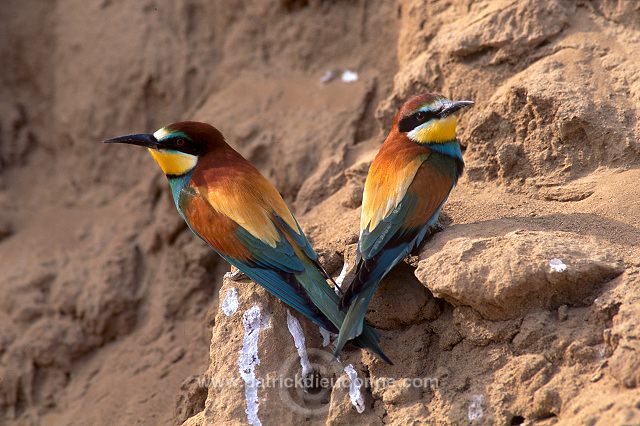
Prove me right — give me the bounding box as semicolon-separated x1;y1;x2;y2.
148;149;197;176
409;115;458;144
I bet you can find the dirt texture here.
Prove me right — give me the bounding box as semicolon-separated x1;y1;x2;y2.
1;0;639;425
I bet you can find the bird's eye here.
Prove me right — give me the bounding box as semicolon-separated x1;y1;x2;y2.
416;112;426;121
175;138;186;147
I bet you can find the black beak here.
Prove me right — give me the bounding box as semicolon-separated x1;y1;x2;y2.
103;133;158;149
440;100;474;117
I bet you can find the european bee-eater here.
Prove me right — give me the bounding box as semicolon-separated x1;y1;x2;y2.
335;94;474;356
104;121;390;363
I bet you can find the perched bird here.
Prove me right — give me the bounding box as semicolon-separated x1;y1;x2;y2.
335;93;474;356
104;121;390;363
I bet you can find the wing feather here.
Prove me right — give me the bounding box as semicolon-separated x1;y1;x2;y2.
190;160;301;247
178;179;336;329
342;153;458;305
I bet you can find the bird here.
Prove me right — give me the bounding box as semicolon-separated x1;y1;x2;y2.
104;121;391;363
334;93;474;357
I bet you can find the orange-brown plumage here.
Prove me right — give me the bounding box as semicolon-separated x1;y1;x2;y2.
352;122;459;299
404;155;456;228
360;129;430;233
181;193;253;261
392;93;444;126
104;120;394;363
186;143;300;251
334;93;472;356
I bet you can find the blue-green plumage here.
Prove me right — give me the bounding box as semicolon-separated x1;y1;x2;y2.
168;172;194;220
334;93;473;358
161;128;391;362
106;121;396;363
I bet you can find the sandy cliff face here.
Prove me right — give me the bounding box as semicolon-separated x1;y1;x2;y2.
1;0;639;425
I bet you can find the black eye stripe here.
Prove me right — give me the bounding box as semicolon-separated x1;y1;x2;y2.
398;109;442;132
159;136;204;156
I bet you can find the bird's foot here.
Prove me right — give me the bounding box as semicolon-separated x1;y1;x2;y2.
411;223;445;256
224;268;247;281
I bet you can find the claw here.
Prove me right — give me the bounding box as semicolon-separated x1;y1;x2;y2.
224;268;247;281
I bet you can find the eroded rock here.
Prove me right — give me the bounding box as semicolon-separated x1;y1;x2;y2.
435;0;570;59
416;230;624;320
608;301;640;389
367;263;440;330
189;277;348;425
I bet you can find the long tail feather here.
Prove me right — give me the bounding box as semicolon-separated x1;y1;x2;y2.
333;283;379;359
295;259;391;363
355;325;393;365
